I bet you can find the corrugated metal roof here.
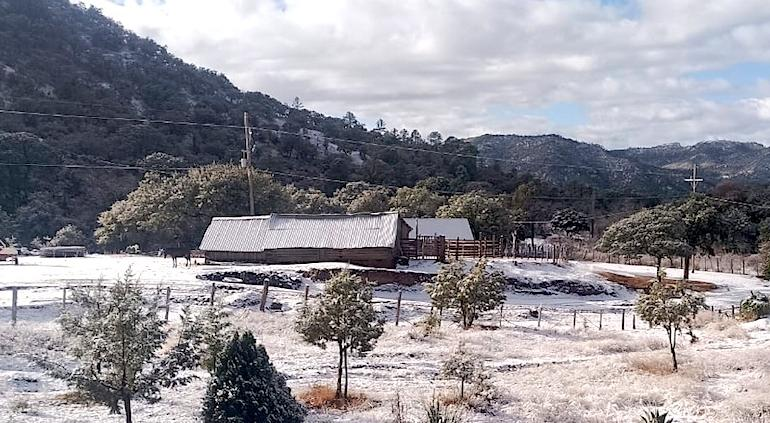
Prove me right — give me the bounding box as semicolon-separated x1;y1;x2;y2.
199;212;401;252
403;218;474;240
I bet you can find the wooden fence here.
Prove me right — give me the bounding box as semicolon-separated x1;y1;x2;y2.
571;247;764;276
400;236;446;261
401;236;514;261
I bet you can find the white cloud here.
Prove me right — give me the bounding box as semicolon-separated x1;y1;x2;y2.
76;0;770;148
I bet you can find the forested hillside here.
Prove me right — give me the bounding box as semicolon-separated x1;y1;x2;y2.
0;0;545;243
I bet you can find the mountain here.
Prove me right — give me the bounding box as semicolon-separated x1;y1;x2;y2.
611;141;770;181
467;134;770;194
466;134;686;194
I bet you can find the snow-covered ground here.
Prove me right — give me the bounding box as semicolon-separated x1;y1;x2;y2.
1;255;769;422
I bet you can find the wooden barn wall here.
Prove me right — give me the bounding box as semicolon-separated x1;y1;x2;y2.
204;247;397;268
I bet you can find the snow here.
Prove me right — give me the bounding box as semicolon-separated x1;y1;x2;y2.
1;255;769;422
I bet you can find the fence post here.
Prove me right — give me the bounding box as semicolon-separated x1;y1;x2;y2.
304;285;310;303
11;287;18;326
62;287;67;310
572;310;577;329
260;281;269;312
537;307;542;328
395;291;402;326
164;287;171;321
599;310;603;330
632;313;636;330
732;305;735;318
621;309;625;330
499;304;504;328
455;238;460;260
209;283;216;306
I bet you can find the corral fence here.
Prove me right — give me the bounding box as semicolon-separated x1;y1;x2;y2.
400;236;510;260
2;283;744;332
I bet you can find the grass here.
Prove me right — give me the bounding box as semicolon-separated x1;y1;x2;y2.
297;384;369;410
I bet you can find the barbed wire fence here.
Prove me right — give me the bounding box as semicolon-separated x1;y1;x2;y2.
2;281;744;329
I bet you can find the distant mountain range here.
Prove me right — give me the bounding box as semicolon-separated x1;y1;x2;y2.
467;134;770;193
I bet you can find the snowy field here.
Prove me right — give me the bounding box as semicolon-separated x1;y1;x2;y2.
1;255;769;422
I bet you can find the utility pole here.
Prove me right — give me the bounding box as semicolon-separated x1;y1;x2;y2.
682;163;703;282
684;163;703;194
242;112;255;215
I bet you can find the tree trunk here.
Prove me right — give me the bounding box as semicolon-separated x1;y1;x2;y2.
683;255;691;281
123;394;132;423
656;257;663;282
343;347;349;400
668;327;678;372
336;342;343;399
460;377;465;399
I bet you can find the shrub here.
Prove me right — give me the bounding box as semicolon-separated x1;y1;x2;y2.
411;311;441;339
739;292;770;321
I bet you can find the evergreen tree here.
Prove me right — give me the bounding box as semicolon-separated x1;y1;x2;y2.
675;196;721;281
48;224;87;246
550;208;589;237
294;270;384;399
389;186;445;218
426;259;506;329
45;272;200;423
437;191;521;239
597;207;691;281
202;331;305;423
441;343;478;399
427;131;443;145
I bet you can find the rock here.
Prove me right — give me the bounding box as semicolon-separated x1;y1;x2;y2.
197;271;302;289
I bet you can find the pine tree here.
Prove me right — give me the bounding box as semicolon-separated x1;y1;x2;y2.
44;272;200;423
294;270;384;400
202;331;305;423
426;259;506;329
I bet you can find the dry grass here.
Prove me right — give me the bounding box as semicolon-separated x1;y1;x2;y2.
297;384;369;410
53;390;95;406
626;352;678;375
598;271;717;291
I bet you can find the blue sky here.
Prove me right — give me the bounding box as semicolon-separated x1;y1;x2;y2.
79;0;770;148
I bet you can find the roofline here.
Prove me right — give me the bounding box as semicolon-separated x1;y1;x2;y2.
211;211;401;221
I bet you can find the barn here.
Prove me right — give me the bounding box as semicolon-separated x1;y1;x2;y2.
198;212;411;268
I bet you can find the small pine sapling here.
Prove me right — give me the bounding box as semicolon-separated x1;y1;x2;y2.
295;270;384;400
43;272;201;423
440;343;477;400
202;331;305;423
426;259;506;329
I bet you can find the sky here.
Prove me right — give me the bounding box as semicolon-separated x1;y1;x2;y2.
74;0;770;148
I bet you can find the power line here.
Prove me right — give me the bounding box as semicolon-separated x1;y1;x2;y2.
703;195;770;210
0;107;679;176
